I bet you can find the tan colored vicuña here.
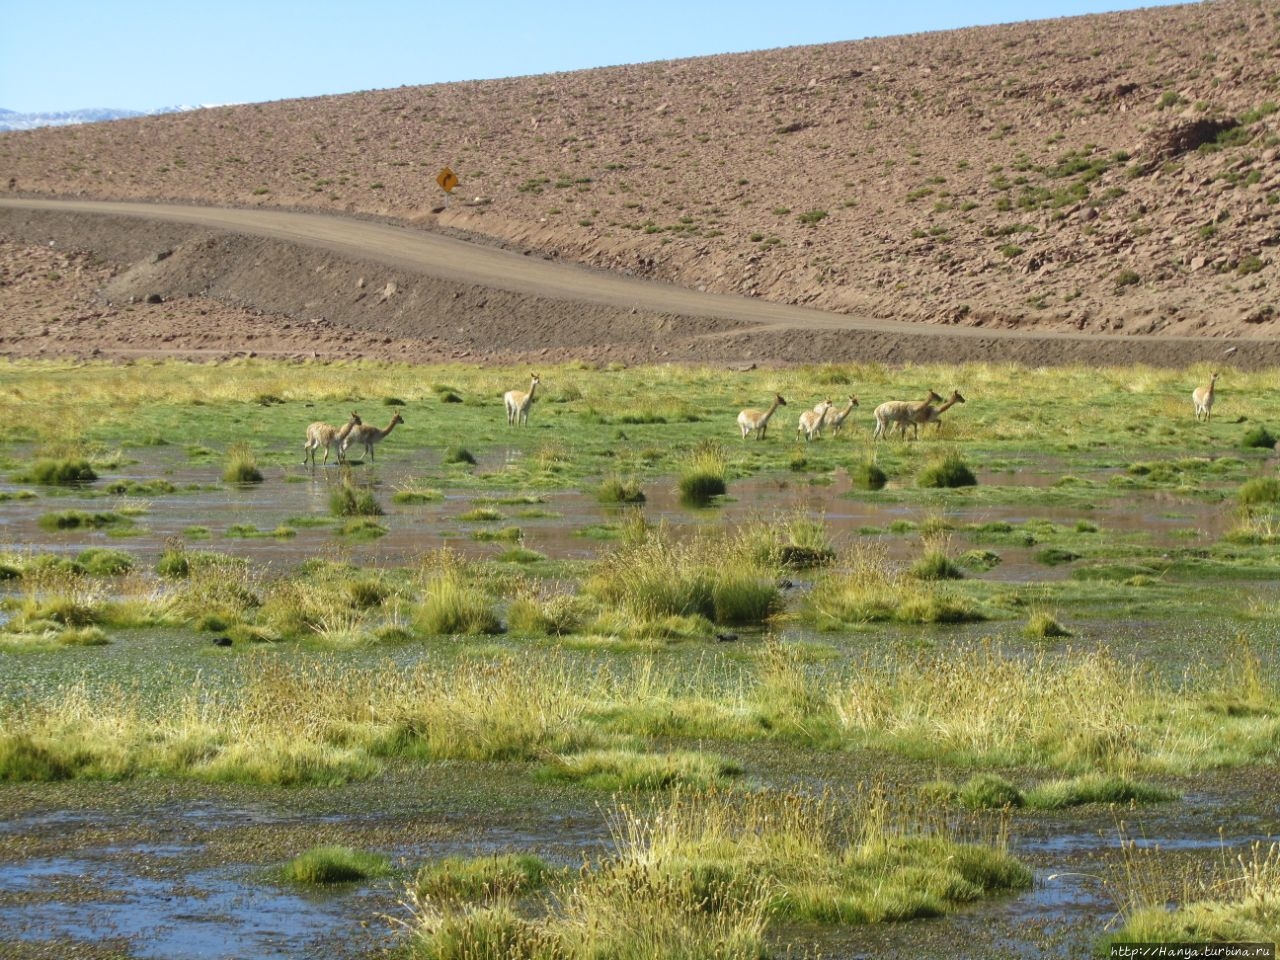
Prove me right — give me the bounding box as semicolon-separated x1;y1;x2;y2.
873;389;944;440
1192;372;1218;422
504;373;540;426
910;390;965;436
827;395;860;435
342;410;404;462
738;393;787;440
798;399;834;441
303;411;361;466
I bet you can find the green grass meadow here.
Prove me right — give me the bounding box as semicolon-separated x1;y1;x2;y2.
2;357;1278;956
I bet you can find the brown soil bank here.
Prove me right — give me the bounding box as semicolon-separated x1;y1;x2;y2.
2;0;1279;367
2;201;1276;369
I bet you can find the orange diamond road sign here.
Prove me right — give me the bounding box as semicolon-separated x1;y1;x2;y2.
436;167;459;193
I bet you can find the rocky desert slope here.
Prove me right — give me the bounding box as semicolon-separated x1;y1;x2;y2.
1;0;1278;365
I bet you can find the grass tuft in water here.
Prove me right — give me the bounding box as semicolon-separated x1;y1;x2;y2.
14;457;97;484
677;440;728;505
222;442;263;483
282;845;392;885
917;452;977;488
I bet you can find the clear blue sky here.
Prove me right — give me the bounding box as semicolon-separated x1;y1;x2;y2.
1;0;1193;114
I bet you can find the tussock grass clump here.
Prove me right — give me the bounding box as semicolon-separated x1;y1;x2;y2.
392;486;444;504
539;748;742;791
917;452;977;488
849;458;888;491
415;854;554;903
330;476;384;517
1025;774;1176;809
831;640;1280;773
406;787;1027;960
37;510;127;531
506;591;584;636
585;524;781;630
924;773;1174;810
74;548;134;576
1105;838;1280;950
909;547;964;581
222;442;263;483
457;507;502;522
443;446;477;465
282;846;391;885
1024;610;1072;639
14;457;97;485
413;555;502;636
959;549;1001;571
1238;476;1280;506
596;475;645;504
677;440;728;505
1240;425;1276;449
806;546;984;627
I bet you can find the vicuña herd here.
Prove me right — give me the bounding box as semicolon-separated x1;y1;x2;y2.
300;372;1223;466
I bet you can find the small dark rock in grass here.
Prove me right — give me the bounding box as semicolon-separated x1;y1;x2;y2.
917;453;977;489
282;846;391;885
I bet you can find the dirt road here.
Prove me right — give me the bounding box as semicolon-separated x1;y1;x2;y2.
1;198;1272;368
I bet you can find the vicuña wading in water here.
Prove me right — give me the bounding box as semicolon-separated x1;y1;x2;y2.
303;411;362;466
342;411;404;463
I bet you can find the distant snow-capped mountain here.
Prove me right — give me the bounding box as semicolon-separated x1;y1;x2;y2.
0;105;199;132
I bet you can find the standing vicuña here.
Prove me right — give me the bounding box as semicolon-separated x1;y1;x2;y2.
873;390;943;440
737;393;787;440
1192;372;1218;422
303;411;362;466
342;411;404;463
798;399;834;442
909;390;966;437
827;396;860;435
504;374;540;426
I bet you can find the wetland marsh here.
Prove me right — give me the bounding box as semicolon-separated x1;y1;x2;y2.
1;359;1278;959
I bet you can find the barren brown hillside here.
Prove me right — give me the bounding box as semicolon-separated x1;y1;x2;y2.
1;0;1279;365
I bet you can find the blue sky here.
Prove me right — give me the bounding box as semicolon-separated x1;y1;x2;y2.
1;0;1192;114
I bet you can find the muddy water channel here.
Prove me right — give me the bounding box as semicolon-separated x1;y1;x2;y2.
1;442;1276;959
